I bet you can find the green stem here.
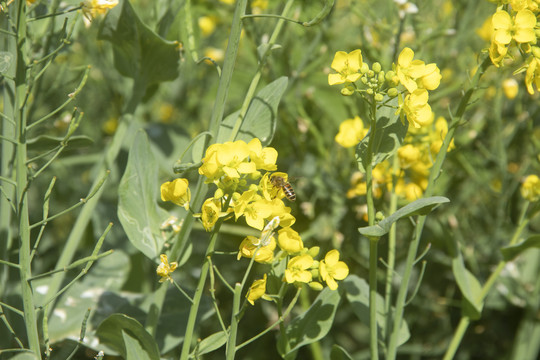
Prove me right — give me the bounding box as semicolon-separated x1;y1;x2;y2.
364;97;379;359
442;204;530;360
386;55;491;360
179;226;221;360
384;155;400;341
13;0;41;356
226;283;242;360
228;0;294;142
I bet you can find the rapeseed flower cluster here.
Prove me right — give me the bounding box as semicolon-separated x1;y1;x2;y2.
484;1;540;94
160;139;349;303
521;174;540;202
328;47;441;128
341;115;454;202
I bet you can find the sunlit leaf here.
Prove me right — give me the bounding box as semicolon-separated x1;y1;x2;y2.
358;196;450;237
118;130;169;261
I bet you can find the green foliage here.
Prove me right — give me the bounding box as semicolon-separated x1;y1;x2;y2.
118;131;169;261
98;0;180;86
358;196;450;237
97;314;160;360
500;235;540;261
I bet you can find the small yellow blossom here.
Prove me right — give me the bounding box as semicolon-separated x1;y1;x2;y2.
328;50;363;86
319;250;349;290
502;78;519;99
335;116;368;148
396;47;441;93
161;178;191;210
403;89;433;128
492;10;537;46
277;227;304;255
284;254;314;284
201;198;222;231
397;144;422;169
525;52;540;95
156;254;177;283
521;175;540;202
246;274;268;305
238;235;276;263
81;0;118;19
248;138;278;171
198;16;217;37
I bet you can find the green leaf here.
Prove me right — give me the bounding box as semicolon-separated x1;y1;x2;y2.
356;98;407;173
217;76;289;145
279;287;341;358
358;196;450;237
500;235;540;261
97;314;160;360
343;275;410;347
118;130;169;261
330;344;354;360
192;331;228;357
98;0;180;85
452;256;483;319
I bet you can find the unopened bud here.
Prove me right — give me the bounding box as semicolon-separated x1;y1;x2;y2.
360;62;370;74
308;246;320;257
309;282;324;291
387;88;398;97
374;93;384;102
372;62;382;73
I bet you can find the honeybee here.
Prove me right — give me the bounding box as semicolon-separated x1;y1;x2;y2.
270;174;296;202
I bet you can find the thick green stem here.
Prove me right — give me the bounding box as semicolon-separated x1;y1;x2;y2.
364;98;379;359
386;56;491;360
14;0;41;357
226;283;242;360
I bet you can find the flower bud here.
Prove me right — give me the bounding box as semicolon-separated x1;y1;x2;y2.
374;93;384;102
308;246;320;257
308;282;324;291
502;78;518;99
214;188;224;199
310;268;320;278
387;88;398;97
532;46;540;59
372;62;382;73
367;70;375;78
378;71;385;83
366;88;374;95
376;211;385;221
360;62;370;74
361;76;368;85
341;86;355;96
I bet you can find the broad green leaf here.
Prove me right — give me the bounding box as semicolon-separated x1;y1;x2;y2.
42;251;130;343
98;0;180;85
330;344;354;360
500;235;540;261
452;256;483;319
343;275;410;346
358;196;450;237
279;287;341;358
123;330;152;360
216;76;289;145
191;77;288;163
192;331;228;357
118;130;169;261
97;314;160;360
356;97;407;173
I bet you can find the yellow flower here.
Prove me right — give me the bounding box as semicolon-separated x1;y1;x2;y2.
319;250;349;290
161;178;191;210
521;174;540;202
238;235;276;263
525;52;540;95
81;0;118;19
156;254;177;283
328;50;363;86
198;16;217;37
489;40;509;67
246;274;268;305
335;116;368;148
502;78;519;99
492;10;537;45
201;198;222;231
403;89;433;128
397;144;421;169
396;48;441;93
284;254;314;284
277;227;304;255
477;15;493;42
247;138;278;171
